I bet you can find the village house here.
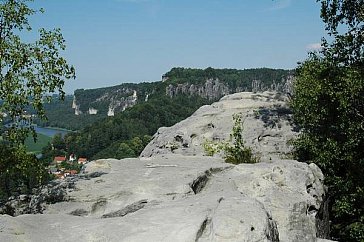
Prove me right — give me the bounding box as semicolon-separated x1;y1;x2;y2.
78;157;88;165
53;156;66;164
48;155;87;180
69;154;76;162
64;169;78;177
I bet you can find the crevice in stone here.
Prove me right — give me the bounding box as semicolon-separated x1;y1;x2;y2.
174;135;184;143
190;171;210;194
265;213;280;242
190;167;232;194
315;194;330;239
306;184;313;194
101;199;147;218
195;217;212;242
307;205;318;216
69;209;89;217
81;172;107;180
91;198;107;214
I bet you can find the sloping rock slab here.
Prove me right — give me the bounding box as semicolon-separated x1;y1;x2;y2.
141;91;297;160
0;155;330;241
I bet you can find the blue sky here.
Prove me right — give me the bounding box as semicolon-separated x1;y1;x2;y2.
30;0;325;94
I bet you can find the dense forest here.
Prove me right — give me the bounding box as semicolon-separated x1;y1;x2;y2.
40;67;292;131
39;67;292;160
41;94;211;161
33;96;104;131
163;67;291;90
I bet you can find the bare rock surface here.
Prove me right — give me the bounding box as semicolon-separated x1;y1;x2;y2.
0;154;329;242
0;92;332;242
141;91;297;160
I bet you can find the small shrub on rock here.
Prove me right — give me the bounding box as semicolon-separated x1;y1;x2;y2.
203;113;259;164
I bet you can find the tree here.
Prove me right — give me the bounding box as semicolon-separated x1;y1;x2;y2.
318;0;364;66
0;0;75;144
0;0;74;201
0;145;49;200
291;1;363;241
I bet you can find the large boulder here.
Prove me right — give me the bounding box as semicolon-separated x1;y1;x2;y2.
141;92;297;160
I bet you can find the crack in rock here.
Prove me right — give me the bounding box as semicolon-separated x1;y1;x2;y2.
80;172;107;180
69;209;89;217
195;217;212;242
101;199;148;218
190;167;232;194
190;172;211;194
265;213;280;242
91;198;107;214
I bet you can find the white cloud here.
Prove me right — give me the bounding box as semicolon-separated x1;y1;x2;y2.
266;0;292;11
306;43;322;51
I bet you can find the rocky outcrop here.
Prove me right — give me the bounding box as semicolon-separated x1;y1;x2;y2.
88;107;98;115
142;91;296;160
0;91;332;241
251;76;294;95
0;177;76;216
0;155;329;241
166;77;294;100
107;90;138;116
73;88;139;116
166;78;230;100
72;96;82;115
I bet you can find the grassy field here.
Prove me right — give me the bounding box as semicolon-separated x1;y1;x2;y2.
25;133;52;154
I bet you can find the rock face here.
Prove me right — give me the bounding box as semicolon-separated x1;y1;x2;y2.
0;155;328;242
0;92;332;242
142;91;297;160
0;178;76;216
73;88;139;116
106;90;138;116
165;78;294;101
166;78;230;100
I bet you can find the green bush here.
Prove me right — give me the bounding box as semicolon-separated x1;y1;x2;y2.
291;57;364;241
0;144;50;202
203;113;258;164
291;1;364;239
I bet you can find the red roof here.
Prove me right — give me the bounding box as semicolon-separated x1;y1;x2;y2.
64;170;78;175
54;156;66;162
78;158;87;162
69;170;78;175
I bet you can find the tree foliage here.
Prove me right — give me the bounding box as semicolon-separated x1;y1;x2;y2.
319;0;364;66
164;67;292;90
291;1;363;240
0;0;75;144
0;144;50;201
224;113;259;164
0;0;74;202
34;68;292;132
51;94;210;160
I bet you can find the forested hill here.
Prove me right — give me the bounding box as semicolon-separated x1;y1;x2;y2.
40;67;292;131
163;67;292;89
74;68;293;115
41;67;292;161
72;67;292;121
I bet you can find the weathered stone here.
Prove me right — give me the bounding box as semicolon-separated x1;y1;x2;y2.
0;155;331;241
142;91;297;160
0;92;334;241
0;178;75;216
